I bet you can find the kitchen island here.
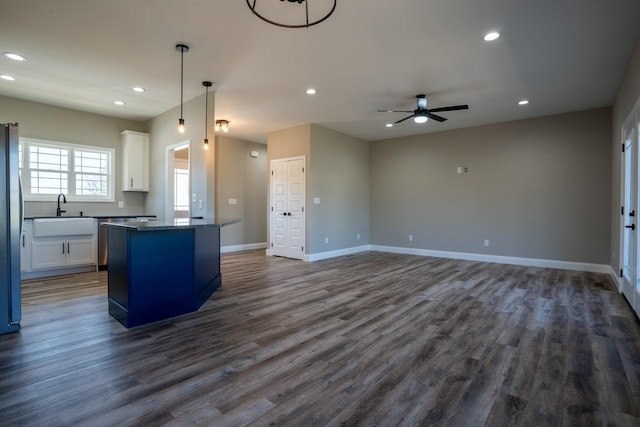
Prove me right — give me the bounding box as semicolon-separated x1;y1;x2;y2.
104;218;241;328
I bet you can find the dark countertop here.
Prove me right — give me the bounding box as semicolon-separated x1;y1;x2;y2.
101;218;242;231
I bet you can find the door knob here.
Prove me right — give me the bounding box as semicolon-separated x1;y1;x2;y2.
625;224;636;230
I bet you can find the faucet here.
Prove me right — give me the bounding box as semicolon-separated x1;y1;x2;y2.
56;193;67;216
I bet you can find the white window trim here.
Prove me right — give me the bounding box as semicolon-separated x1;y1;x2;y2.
20;137;115;203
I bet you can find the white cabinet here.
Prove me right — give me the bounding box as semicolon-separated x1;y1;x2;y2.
23;218;97;278
20;220;31;273
31;237;96;270
121;130;149;192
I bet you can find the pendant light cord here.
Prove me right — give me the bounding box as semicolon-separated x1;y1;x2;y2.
180;48;184;120
204;85;208;137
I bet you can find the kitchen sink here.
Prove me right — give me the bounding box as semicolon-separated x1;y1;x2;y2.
32;217;95;237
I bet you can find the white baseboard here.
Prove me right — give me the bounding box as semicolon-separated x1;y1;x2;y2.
220;242;267;254
21;264;97;280
304;245;370;262
608;265;622;291
369;245;611;273
295;244;612;274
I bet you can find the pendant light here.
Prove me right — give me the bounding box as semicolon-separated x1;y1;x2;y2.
176;44;189;133
202;81;212;150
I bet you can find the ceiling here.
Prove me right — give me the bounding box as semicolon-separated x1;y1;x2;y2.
1;0;639;144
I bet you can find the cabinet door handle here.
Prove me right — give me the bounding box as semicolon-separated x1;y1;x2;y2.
131;177;133;188
22;235;25;247
62;243;65;254
67;242;70;253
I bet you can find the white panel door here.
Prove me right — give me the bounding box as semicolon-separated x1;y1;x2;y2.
271;160;289;257
621;102;640;317
270;157;305;260
286;159;305;257
622;128;636;306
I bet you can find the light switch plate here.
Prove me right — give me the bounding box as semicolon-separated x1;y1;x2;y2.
229;198;237;205
314;197;320;204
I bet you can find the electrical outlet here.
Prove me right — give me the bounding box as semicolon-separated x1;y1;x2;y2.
357;233;360;240
199;200;203;209
409;234;413;242
118;201;123;208
325;237;329;244
484;239;489;247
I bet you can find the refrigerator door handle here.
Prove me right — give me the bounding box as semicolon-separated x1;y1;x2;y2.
19;176;23;236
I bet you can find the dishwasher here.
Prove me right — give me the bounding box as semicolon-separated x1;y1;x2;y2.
98;216;155;270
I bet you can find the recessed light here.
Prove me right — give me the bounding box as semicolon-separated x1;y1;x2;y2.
0;74;15;81
484;32;500;41
4;52;26;61
133;87;145;93
306;88;317;95
386;123;393;128
518;100;529;105
114;101;125;106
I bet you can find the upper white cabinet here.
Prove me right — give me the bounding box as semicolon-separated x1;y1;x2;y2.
121;130;149;192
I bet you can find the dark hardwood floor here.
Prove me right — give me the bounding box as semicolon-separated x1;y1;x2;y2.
1;250;639;426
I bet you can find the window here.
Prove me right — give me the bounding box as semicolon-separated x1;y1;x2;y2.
19;138;115;202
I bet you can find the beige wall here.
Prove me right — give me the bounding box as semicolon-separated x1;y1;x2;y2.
267;123;370;255
370;108;612;264
267;123;311;249
0;95;147;217
309;124;369;253
611;39;640;271
146;92;215;219
215;135;268;246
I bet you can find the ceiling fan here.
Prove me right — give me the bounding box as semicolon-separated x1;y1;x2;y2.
378;94;469;124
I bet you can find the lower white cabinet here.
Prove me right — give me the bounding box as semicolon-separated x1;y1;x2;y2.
31;238;96;270
22;218;97;279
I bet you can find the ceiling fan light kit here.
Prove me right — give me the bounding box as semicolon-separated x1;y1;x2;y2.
378;94;469;126
414;113;428;124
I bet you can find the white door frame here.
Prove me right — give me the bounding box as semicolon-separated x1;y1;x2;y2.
165;140;190;220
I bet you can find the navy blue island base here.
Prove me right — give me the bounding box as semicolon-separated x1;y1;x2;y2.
104;218;240;328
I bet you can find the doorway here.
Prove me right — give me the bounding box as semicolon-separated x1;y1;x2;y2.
270;156;305;260
166;141;190;220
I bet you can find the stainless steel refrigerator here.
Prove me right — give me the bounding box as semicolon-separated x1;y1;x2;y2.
1;123;22;335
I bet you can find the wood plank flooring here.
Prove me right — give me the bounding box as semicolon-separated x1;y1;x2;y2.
1;250;639;426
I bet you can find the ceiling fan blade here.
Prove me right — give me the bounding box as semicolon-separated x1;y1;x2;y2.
428;104;469;113
394;114;415;124
377;109;413;113
426;112;447;122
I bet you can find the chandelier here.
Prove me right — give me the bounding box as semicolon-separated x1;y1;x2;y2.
247;0;337;29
